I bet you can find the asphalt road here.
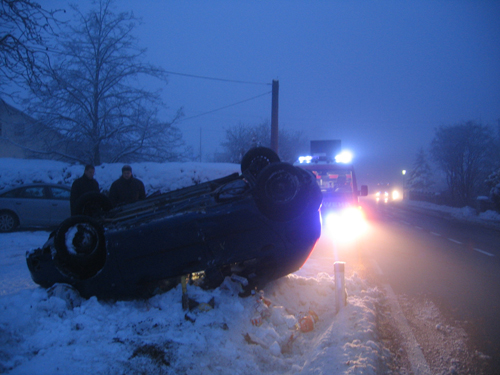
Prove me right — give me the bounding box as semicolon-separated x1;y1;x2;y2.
316;200;500;373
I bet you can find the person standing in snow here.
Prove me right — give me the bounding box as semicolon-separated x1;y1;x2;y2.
109;165;146;206
70;164;100;215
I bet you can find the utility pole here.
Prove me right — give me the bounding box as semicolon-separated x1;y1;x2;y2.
271;79;279;153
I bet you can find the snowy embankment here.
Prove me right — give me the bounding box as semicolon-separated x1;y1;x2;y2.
0;157;242;195
402;199;500;228
0;158;387;375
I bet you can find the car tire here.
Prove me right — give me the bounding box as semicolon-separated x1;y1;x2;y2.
53;216;106;280
0;211;19;232
240;147;280;179
74;192;113;217
253;163;310;221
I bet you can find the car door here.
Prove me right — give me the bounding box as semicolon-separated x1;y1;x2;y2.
47;186;71;225
14;186;52;227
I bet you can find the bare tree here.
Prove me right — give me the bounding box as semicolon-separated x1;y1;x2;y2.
216;121;308;163
0;0;62;96
430;121;495;206
406;147;434;191
217;122;268;163
277;127;309;164
24;0;184;165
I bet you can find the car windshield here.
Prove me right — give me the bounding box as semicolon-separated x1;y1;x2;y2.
311;169;353;193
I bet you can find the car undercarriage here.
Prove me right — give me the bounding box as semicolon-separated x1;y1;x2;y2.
26;147;323;300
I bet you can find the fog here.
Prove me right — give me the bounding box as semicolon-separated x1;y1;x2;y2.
39;0;500;186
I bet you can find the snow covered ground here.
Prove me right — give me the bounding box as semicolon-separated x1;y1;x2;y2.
1;230;385;375
0;158;498;374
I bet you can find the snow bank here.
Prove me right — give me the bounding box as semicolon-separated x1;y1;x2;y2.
404;199;500;223
0;158;241;194
0;269;384;375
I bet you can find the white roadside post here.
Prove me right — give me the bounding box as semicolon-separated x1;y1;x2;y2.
334;261;346;313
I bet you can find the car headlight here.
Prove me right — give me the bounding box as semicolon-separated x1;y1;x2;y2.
323;206;368;243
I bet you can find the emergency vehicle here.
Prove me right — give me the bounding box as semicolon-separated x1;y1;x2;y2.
294;140;368;242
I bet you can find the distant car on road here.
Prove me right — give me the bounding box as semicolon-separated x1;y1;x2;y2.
0;184;71;232
374;183;400;203
26;147;323;299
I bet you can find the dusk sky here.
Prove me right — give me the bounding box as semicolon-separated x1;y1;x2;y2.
41;0;500;186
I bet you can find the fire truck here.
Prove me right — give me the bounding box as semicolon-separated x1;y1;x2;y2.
294;140;368;242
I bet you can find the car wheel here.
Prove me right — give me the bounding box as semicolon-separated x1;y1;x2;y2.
74;192;113;217
53;216;106;279
241;147;280;179
0;211;19;232
253;163;310;221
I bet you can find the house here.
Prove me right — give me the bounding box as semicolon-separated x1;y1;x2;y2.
0;98;64;159
0;98;38;158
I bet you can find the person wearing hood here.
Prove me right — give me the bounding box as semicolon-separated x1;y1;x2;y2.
70;164;100;215
109;165;146;206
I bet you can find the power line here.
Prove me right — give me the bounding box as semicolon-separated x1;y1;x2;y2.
178;91;272;123
22;47;271;86
165;70;271;86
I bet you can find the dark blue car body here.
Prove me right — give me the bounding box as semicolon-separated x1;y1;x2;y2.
27;148;322;300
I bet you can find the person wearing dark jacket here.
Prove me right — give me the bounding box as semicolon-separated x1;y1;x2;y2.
70;165;100;215
109;165;146;206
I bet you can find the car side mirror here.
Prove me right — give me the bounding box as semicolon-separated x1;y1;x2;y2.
359;185;368;197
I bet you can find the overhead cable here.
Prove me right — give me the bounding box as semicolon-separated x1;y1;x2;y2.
165;70;271;86
179;91;272;123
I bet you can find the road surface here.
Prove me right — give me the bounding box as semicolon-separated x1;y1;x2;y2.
311;199;500;374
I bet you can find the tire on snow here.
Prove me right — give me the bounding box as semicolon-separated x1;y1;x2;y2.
53;216;106;280
253;162;311;221
240;147;280;179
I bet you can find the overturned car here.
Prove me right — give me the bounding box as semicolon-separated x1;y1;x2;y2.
26;147;322;299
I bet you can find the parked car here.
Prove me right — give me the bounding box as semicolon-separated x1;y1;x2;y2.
26;147;323;300
0;184;71;232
